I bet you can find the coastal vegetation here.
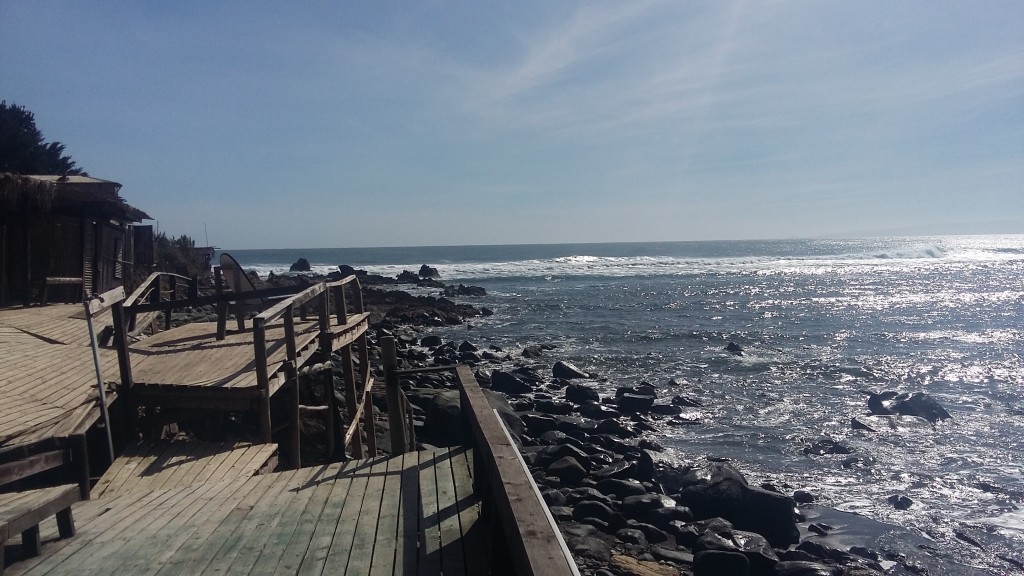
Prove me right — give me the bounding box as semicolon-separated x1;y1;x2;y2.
0;101;86;176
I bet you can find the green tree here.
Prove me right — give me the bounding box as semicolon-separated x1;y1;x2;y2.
0;101;86;175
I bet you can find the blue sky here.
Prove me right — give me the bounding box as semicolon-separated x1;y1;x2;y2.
2;1;1022;248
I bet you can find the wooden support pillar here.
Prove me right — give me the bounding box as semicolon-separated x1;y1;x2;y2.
56;508;75;538
340;346;362;458
22;524;41;557
72;433;91;500
382;337;409;454
253;320;272;443
288;366;300;469
284;304;300;469
323;370;336;460
214;266;228;340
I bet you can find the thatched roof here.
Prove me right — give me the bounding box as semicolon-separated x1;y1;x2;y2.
0;173;151;222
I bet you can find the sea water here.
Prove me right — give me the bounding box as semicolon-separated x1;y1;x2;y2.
226;235;1024;574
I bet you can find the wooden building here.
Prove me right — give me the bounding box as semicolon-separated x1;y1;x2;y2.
0;173;151;306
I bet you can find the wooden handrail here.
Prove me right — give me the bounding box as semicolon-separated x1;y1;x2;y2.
454;365;580;576
382;361;581;576
254;283;325;324
123;272;192;308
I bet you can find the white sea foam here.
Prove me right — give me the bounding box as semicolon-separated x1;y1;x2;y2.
230;236;1024;282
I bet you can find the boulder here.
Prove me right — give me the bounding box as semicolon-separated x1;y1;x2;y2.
566;536;611;563
673;462;799;547
553;361;589;379
424;389;522;444
534;399;574;415
444;284;487;297
396;270;419;283
597;478;648;498
289;257;311;272
650;546;694;566
565;383;601;404
628;522;669;544
694;529;778;575
887;494;913;510
579;402;620;419
566;487;614;506
650;404;683;416
595;418;637;438
621;493;676;517
521;413;558;435
418;264;440;278
489;370;533;395
618;393;655;414
420;335;443;347
643;506;694;531
616;528;648;547
616;384;657;398
693;550;749;576
867;391;952;423
535;444;592;469
573;500;617;524
592;460;638;481
548;456;588;485
802;437;854;456
521;345;544;359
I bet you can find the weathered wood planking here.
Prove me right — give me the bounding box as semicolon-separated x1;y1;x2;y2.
91;441;278;498
9;448;483;576
0;305;119;448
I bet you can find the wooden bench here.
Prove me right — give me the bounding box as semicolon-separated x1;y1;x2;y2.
40;277;83;306
0;485;79;574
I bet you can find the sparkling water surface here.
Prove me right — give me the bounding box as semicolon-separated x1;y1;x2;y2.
228;235;1024;574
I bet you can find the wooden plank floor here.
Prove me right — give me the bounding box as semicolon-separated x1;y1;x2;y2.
91;441;279;498
7;447;484;576
0;305;119;447
128;313;370;399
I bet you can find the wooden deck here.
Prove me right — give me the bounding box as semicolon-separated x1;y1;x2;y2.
0;305;118;448
91;441;279;498
6;447;484;576
129;319;320;400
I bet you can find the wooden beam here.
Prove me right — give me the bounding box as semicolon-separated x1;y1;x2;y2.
0;450;64;487
253;319;272;443
382;337;409;455
456;365;580;576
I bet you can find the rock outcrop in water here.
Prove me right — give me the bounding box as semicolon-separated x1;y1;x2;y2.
865;390;952;423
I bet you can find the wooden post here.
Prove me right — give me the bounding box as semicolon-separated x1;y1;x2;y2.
284;307;300;468
382;337;409;454
72;433;91;500
253;319;272;443
111;301;134;390
316;288;338;460
340;346;362;458
323;370;336;460
165;275;177;330
214;266;228;340
337;284;349;324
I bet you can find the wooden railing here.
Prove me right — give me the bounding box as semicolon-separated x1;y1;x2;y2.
251;275;369;466
123;272;197;335
380;351;580;576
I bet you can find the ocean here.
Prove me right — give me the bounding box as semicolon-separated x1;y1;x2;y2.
225;235;1024;574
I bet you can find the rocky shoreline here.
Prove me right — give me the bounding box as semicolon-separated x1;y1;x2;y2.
218;262;970;575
